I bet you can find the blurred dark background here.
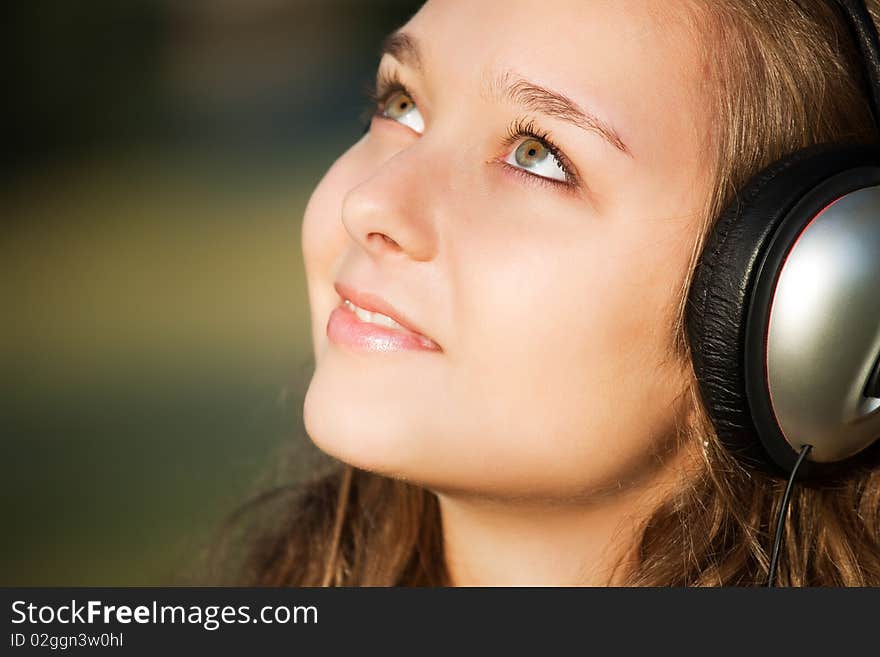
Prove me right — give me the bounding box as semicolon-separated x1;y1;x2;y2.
2;0;422;585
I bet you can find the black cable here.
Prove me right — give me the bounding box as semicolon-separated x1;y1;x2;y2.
766;443;813;587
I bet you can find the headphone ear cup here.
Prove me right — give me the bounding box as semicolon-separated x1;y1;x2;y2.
686;142;880;475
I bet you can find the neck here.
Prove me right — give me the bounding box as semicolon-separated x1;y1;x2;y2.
435;450;697;586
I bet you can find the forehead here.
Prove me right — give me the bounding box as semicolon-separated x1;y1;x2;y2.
402;0;707;161
404;0;698;75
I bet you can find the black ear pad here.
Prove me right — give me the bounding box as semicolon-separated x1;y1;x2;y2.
686;141;880;476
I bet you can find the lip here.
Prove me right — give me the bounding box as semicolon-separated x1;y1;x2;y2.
329;281;442;352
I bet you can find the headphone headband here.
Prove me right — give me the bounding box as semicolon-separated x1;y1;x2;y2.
833;0;880;129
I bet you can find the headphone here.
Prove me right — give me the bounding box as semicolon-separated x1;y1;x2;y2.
686;0;880;480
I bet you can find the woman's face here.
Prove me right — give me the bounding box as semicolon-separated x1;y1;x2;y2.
301;0;712;500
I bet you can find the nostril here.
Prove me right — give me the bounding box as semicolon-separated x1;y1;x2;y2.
370;232;399;248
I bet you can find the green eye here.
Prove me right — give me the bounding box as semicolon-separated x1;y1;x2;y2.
506;137;567;183
515;139;549;167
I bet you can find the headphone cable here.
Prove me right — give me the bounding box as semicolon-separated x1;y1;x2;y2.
766;443;813;587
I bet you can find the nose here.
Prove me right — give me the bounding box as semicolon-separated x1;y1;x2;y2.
340;144;439;263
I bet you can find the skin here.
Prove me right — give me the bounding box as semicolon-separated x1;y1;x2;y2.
301;0;713;584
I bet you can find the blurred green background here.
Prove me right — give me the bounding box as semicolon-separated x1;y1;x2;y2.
2;0;422;585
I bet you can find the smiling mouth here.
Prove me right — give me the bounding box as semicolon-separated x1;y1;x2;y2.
332;280;441;350
327;301;443;353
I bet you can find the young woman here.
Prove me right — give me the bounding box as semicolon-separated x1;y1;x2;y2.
240;0;880;586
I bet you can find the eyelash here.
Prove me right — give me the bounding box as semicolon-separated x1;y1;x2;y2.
361;69;581;192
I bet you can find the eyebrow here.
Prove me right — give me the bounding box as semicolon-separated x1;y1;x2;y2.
378;30;632;158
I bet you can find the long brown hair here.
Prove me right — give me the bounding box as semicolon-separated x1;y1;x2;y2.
231;0;880;586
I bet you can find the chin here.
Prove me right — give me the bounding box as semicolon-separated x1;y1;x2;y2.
302;370;424;478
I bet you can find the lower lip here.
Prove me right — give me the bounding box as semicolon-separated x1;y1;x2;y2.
326;303;442;353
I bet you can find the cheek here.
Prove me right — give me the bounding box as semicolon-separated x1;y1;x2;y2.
301;142;370;351
434;221;689;496
301;155;353;280
456;219;666;380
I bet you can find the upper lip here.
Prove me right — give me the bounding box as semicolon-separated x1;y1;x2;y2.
333;281;440;348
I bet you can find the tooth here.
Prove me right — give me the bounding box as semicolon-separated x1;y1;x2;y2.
369;312;405;330
345;299;406;331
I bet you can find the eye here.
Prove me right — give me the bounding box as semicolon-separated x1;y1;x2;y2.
504;138;567;183
381;89;425;134
363;69;426;135
499;117;580;189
